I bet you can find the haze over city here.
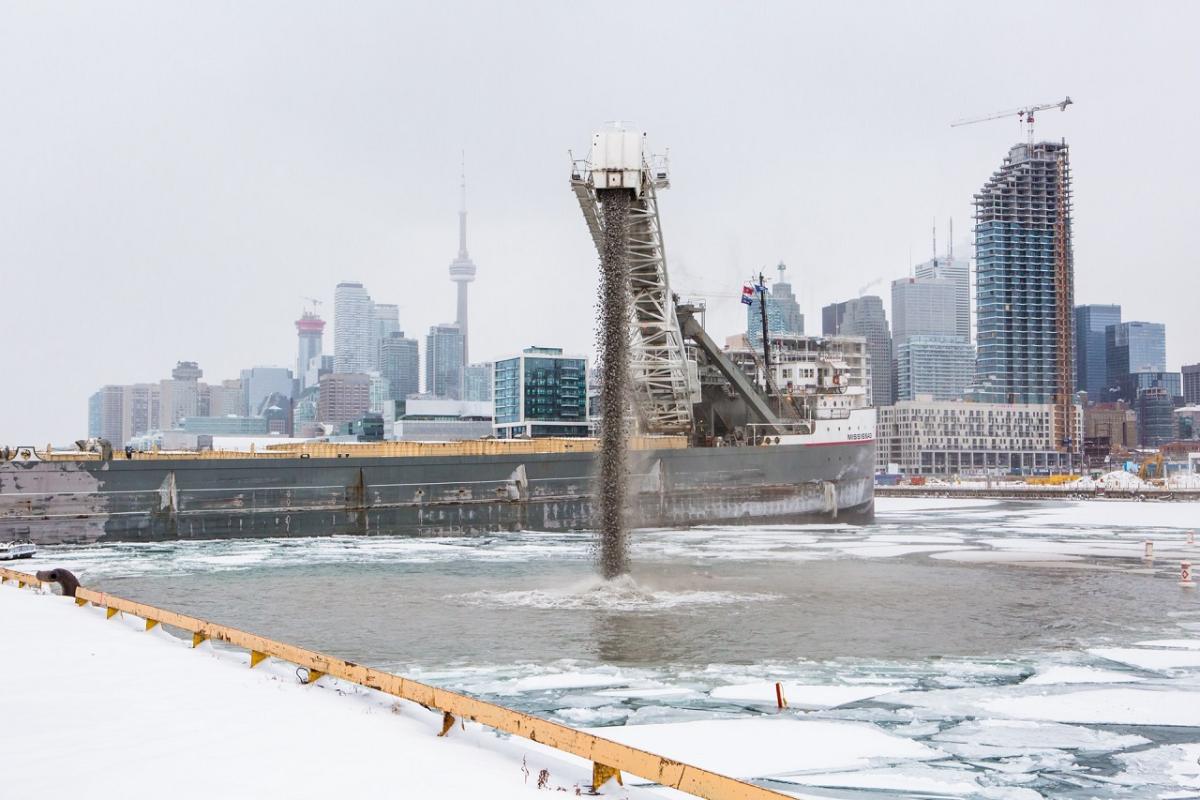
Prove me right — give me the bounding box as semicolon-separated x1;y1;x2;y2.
2;1;1198;444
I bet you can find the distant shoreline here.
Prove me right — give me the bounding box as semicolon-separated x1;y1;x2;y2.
876;486;1200;502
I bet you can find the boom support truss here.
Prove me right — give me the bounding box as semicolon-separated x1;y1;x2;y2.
571;133;694;435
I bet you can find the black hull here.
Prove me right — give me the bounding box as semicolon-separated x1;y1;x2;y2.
0;442;875;545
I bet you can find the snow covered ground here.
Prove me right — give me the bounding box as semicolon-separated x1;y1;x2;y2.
0;584;674;799
896;469;1200;491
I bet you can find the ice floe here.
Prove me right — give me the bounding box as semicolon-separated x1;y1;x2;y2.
773;764;982;795
931;719;1149;752
1022;665;1144;685
981;688;1200;727
582;718;938;782
709;682;898;709
1089;647;1200;671
1114;742;1200;790
1135;638;1200;650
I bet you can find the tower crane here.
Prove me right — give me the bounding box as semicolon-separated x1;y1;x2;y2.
951;96;1073;144
301;296;323;315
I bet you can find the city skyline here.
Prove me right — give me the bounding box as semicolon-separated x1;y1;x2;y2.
4;3;1199;443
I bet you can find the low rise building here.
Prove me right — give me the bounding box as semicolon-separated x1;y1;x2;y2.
493;347;588;439
876;396;1081;475
1084;401;1138;454
393;397;493;441
317;373;371;427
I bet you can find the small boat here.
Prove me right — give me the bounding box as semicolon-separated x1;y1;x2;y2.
0;541;36;560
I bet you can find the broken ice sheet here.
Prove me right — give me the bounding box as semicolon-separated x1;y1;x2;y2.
773;764;981;795
1022;665;1143;685
582;718;938;783
1089;647;1200;671
981;688;1200;727
1114;743;1200;790
932;719;1149;752
709;682;899;709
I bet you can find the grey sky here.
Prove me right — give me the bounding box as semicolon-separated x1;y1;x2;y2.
3;2;1197;444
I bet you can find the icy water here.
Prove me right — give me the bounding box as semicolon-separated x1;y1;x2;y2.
24;498;1200;798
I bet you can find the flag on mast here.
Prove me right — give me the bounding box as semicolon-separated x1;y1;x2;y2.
740;284;754;305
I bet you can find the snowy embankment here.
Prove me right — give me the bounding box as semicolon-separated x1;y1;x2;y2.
0;584;650;799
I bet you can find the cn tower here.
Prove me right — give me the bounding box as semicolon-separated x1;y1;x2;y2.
448;158;477;365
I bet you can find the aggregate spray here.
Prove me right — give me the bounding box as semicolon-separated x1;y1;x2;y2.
596;190;632;579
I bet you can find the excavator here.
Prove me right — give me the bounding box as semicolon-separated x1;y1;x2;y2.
1138;452;1166;484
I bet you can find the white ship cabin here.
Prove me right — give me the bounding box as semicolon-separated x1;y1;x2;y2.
764;340;875;446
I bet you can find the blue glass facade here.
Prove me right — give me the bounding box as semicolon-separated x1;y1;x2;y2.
1074;304;1121;400
493;347;589;438
1137;387;1176;447
493;359;522;424
1106;321;1168;402
1120;371;1181;404
972;142;1074;406
746;282;804;347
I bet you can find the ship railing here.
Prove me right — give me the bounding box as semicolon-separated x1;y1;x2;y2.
0;567;791;800
745;422;814;444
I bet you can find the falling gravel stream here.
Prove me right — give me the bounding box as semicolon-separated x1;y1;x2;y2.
596;189;632;579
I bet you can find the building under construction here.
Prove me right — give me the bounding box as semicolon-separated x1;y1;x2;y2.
972;140;1077;454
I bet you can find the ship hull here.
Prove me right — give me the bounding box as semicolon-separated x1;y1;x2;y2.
0;441;874;545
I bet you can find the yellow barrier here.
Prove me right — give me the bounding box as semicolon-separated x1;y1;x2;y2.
1;568;788;800
0;566;43;588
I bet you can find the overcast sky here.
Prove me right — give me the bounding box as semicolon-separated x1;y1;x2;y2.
2;1;1197;444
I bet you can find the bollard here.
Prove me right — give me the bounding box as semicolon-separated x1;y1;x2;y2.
1144;540;1154;560
775;682;788;710
1181;561;1195;588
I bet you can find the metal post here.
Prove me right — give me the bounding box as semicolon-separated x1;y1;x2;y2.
758;271;771;392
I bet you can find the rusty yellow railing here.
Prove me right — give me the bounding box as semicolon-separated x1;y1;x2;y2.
0;566;787;800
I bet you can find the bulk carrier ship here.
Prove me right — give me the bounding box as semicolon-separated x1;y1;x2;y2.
0;129;874;545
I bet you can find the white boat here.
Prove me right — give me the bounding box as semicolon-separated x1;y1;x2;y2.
0;541;36;560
